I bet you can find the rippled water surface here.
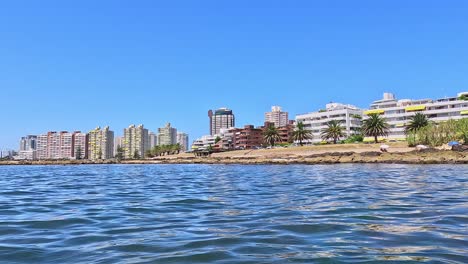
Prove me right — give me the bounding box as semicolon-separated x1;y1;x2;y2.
0;164;467;263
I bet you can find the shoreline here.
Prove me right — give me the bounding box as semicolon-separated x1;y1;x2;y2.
1;149;467;166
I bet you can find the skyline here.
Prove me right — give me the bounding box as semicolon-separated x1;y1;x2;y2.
2;1;468;149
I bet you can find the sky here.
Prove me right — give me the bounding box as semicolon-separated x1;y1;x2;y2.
1;0;467;150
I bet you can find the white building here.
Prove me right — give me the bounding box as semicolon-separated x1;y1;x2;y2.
192;135;217;151
176;132;189;152
265;106;289;127
114;136;123;157
149;132;158;149
191;128;235;151
17;135;37;160
158;123;177;145
365;92;468;140
296;103;364;143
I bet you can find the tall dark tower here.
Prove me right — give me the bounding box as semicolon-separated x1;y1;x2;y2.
208;110;213;135
209;108;235;136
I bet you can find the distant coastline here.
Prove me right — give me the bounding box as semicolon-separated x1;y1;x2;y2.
2;144;467;165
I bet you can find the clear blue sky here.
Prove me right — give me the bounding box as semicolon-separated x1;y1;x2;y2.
1;1;467;150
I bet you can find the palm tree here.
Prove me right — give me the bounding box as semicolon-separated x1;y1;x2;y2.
405;113;429;134
321;120;345;144
292;122;313;146
263;124;281;147
362;114;389;143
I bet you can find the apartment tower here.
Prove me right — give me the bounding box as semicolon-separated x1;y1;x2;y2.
123;124;149;159
88;126;114;160
176;132;189;152
208;108;235;135
158;123;177;145
265;106;289;128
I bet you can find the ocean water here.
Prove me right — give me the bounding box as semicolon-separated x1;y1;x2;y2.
0;164;467;263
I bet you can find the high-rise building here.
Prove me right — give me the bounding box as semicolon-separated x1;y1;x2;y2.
209;108;235;135
123;124;149;159
17;135;37;160
176;132;189;152
296;103;364;144
36;131;85;160
365;92;468;140
114;136;123;157
158;123;177;145
73;132;88;159
265;106;289;128
149;132;158;149
19;135;37;151
88;126;114;160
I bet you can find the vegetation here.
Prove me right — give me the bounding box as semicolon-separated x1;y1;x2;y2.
405;113;429;134
215;136;222;144
263;123;281;147
321;120;345;144
291;121;313;146
362;114;390;143
133;150;140;159
407;118;468;147
146;144;181;158
343;133;364;143
115;145;124;161
75;146;82;160
458;94;468;101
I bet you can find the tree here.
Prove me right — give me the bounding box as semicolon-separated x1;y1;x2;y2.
292;121;313;146
133;150;140;159
75;146;82;160
174;143;181;154
145;149;153;158
98;149;103;160
263;123;281;147
362;114;389;143
215;136;221;144
321;120;345;144
405;113;429;134
115;145;124;161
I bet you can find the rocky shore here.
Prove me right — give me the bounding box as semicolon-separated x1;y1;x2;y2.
1;149;467;166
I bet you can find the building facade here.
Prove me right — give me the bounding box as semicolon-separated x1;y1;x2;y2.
158;123;177;145
113;136;123;157
36;131;84;160
73;132;88;159
88;126;114;160
123;124;149;159
149;132;158;149
17;135;37;160
263;121;294;144
296;103;363;144
176;132;189;152
265;106;289;128
208;108;235;135
365;92;468;140
232;125;264;149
